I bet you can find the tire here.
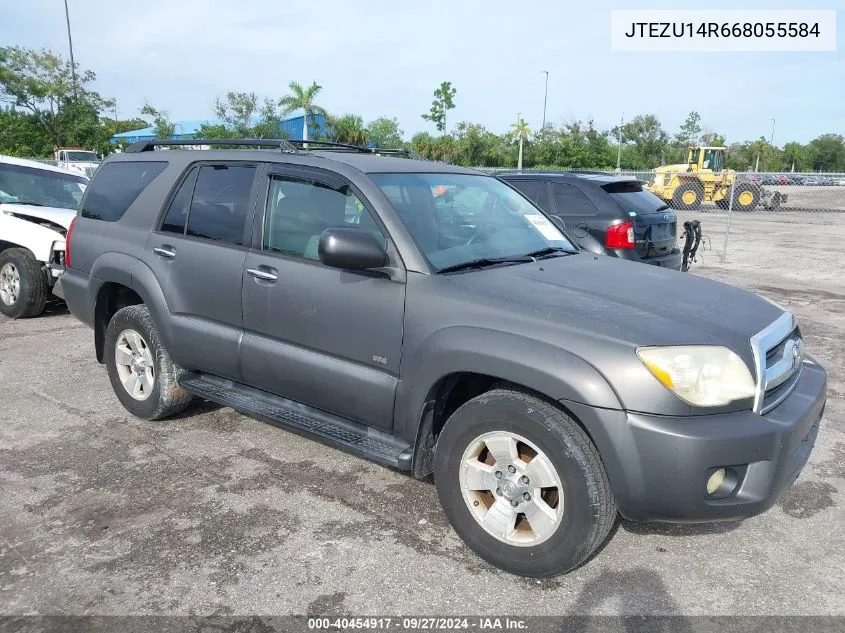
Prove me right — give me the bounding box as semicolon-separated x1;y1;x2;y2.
732;183;760;212
104;304;193;420
0;248;48;319
434;389;617;577
671;182;704;210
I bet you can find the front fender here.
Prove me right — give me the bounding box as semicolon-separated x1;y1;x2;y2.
394;326;622;443
0;214;64;262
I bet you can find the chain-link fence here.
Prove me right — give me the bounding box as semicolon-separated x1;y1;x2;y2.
479;167;845;268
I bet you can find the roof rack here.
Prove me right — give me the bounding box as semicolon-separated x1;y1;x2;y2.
124;138;300;153
124;137;423;160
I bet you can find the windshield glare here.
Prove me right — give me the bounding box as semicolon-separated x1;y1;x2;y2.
0;163;88;210
371;173;576;271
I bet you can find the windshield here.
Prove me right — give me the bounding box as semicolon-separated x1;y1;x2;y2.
65;151;99;162
0;162;88;210
371;173;577;272
602;182;670;214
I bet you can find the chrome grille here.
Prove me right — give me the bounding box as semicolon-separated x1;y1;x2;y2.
750;312;803;414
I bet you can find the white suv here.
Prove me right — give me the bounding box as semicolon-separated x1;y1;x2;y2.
0;155;88;318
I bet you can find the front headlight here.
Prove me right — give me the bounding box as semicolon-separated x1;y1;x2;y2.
637;346;756;407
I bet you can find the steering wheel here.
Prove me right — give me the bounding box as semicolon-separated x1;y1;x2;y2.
466;223;498;246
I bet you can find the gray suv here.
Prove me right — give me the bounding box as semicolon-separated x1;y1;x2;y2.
57;139;827;577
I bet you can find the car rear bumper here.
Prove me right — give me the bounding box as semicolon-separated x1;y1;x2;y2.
57;267;94;327
564;358;826;523
610;248;682;270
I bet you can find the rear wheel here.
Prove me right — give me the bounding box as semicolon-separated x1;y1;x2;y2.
672;182;704;210
733;183;760;211
105;304;193;420
0;248;47;319
434;390;617;577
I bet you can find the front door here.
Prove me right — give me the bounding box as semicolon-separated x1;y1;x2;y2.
240;166;405;431
141;161;259;380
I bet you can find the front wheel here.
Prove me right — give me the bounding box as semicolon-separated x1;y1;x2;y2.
104;304;193;420
0;248;48;319
434;390;617;577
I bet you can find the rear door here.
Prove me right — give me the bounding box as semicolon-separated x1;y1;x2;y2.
141;161;260;380
600;181;677;260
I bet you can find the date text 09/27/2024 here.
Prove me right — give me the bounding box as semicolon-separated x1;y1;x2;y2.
307;617;528;630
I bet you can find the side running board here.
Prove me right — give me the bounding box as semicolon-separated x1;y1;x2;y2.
178;372;413;471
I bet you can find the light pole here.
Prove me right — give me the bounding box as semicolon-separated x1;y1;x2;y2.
541;71;549;131
616;113;624;172
770;118;775;147
63;0;78;98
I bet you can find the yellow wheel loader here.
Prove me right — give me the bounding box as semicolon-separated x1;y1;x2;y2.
646;146;786;212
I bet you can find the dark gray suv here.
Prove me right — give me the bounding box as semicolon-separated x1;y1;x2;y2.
57;139;827;577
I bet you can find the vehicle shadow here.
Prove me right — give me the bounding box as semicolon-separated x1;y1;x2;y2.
41;299;70;317
567;568;694;631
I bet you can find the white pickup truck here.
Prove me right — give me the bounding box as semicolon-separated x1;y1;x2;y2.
0;155;88;318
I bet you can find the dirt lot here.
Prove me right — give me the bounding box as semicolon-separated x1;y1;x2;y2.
1;211;843;617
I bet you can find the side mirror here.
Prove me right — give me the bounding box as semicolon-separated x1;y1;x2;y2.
318;227;388;271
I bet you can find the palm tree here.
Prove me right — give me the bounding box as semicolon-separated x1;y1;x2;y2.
510;118;531;170
279;81;327;142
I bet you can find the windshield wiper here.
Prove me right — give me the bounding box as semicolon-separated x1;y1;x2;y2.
522;246;579;259
437;256;535;274
1;200;45;206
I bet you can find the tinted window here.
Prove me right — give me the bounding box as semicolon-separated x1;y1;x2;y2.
81;161;166;221
602;181;670;214
263;176;385;261
508;180;545;206
186;165;256;245
552;183;598;216
160;168;199;234
0;162;88;210
371;173;576;272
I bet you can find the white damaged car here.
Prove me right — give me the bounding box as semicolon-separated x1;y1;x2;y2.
0;155;88;318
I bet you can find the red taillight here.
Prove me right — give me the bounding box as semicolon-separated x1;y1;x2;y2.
65;217;77;268
605;221;635;249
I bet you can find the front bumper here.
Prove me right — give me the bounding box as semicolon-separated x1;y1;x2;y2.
565;358;826;523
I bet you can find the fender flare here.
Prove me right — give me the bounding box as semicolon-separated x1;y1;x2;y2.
394;326;623;446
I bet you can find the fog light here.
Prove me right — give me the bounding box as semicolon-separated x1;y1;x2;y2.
706;468;727;495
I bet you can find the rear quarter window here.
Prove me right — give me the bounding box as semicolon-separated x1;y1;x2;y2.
81;161;167;221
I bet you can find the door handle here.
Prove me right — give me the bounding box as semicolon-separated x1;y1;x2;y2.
247;267;278;282
153;247;176;259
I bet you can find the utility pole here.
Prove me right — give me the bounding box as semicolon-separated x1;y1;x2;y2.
616;113;624;172
770;118;775;146
63;0;78;99
541;71;549;131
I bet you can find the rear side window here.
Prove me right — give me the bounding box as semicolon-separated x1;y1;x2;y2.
81;161;166;221
508;180;546;207
160;168;199;234
185;165;256;245
552;183;598;216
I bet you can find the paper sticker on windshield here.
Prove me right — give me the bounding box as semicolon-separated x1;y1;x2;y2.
525;214;564;241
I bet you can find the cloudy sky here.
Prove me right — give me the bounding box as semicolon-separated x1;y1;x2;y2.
3;0;842;144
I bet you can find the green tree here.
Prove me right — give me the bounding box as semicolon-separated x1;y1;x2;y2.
807;134;845;172
140;103;175;140
613;114;669;169
327;113;369;145
421;81;456;133
279;81;327;141
214;91;258;136
781;141;809;172
367;116;404;148
0;46;114;150
510;118;531;170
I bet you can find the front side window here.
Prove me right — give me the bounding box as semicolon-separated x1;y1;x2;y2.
263;176;385;261
185;164;256;245
0;162;88;210
81;161;166;221
371;173;576;272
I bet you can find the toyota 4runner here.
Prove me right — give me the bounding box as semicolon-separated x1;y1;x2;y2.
57;139;827;577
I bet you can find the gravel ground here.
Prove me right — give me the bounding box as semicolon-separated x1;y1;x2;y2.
1;211;843;618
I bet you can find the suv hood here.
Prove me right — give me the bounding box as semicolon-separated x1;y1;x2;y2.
444;253;783;368
1;204;76;231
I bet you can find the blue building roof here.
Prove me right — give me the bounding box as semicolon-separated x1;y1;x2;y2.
110;109;327;144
